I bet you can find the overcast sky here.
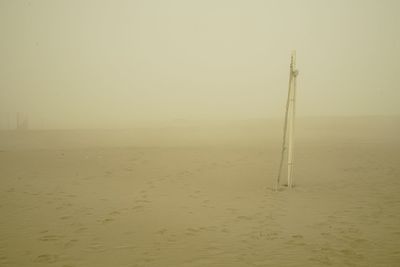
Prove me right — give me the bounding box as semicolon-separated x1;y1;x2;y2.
0;0;399;128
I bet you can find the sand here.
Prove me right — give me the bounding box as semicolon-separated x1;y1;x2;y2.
0;117;399;266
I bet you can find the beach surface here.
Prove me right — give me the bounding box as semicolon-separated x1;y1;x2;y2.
0;117;399;266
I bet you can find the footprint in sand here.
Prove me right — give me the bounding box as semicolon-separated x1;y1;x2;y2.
284;234;306;246
226;207;238;214
339;248;365;261
308;256;332;266
64;239;78;248
237;215;253;221
201;199;213;208
132;205;144;211
74;226;88;233
114;244;136;250
104;170;113;177
185;227;201;236
189;190;202;199
100;218;114;224
264;232;279;240
135;199;150;204
0;255;9;265
34;254;60;263
39;235;63;242
156;228;168;235
87;243;106;252
221;228;230;233
292;234;303;239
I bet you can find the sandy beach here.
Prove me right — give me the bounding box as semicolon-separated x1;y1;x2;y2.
0;117;399;266
2;0;400;265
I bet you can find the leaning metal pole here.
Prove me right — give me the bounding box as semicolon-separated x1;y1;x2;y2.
276;51;298;190
275;55;294;190
287;52;298;188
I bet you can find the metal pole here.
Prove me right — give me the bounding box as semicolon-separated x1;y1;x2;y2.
276;61;293;190
287;51;298;188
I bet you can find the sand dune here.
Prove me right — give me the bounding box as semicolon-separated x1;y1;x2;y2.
0;117;399;266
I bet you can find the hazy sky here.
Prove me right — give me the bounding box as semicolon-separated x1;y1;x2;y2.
0;0;399;128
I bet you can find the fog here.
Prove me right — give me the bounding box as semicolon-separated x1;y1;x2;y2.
2;2;400;266
1;0;399;129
